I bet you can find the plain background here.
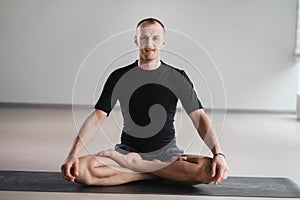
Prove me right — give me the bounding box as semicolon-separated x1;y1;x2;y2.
0;0;298;112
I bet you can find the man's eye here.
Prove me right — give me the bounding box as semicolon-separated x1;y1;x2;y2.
141;36;147;40
153;36;160;41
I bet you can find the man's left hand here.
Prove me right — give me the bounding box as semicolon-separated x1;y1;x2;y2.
211;154;229;184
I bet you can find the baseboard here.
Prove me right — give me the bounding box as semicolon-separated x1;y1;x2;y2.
0;102;296;114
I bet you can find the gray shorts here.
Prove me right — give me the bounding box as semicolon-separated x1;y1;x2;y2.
115;140;185;162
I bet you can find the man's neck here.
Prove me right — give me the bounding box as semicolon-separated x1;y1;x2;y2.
138;58;161;70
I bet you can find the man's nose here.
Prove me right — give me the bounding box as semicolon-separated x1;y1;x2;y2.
145;38;153;48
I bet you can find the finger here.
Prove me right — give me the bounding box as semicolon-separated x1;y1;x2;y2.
64;172;76;182
65;163;76;179
215;168;225;184
73;160;79;177
69;177;75;182
223;168;229;180
211;162;217;177
64;176;73;182
62;171;73;182
61;166;67;180
61;165;69;178
61;165;75;182
214;169;221;184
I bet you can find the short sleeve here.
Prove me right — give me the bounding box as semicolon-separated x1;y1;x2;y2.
94;72;118;116
178;71;203;114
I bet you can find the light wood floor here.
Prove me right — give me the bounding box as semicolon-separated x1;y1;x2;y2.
0;107;299;200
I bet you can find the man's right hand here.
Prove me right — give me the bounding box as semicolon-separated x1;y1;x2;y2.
61;155;79;182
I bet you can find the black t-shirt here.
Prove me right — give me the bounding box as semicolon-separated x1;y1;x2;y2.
95;60;203;153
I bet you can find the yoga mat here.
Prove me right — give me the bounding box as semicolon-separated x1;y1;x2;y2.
0;170;300;198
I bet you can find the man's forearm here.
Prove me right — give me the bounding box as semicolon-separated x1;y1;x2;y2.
67;110;104;157
189;109;223;154
199;112;223;154
68;135;86;157
200;126;222;154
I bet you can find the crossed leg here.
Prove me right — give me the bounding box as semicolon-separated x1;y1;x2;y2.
152;155;213;185
75;155;155;186
76;152;214;186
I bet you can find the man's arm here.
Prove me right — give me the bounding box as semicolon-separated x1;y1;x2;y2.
188;109;229;184
61;109;107;182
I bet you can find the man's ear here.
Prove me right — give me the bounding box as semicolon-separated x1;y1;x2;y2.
134;35;138;46
162;38;167;48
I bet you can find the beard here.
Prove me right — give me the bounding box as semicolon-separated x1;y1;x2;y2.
141;49;158;61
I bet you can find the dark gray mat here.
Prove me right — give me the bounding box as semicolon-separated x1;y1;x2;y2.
0;170;300;198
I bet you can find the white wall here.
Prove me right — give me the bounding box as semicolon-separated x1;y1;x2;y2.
0;0;298;111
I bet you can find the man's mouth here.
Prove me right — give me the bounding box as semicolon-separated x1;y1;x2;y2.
144;49;155;53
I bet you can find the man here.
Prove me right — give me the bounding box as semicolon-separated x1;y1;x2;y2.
61;18;229;186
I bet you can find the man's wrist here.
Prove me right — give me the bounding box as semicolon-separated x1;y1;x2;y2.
213;152;225;159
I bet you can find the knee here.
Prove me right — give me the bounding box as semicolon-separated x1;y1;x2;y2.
193;157;214;184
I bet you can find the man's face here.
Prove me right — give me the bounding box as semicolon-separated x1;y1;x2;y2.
135;23;166;61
